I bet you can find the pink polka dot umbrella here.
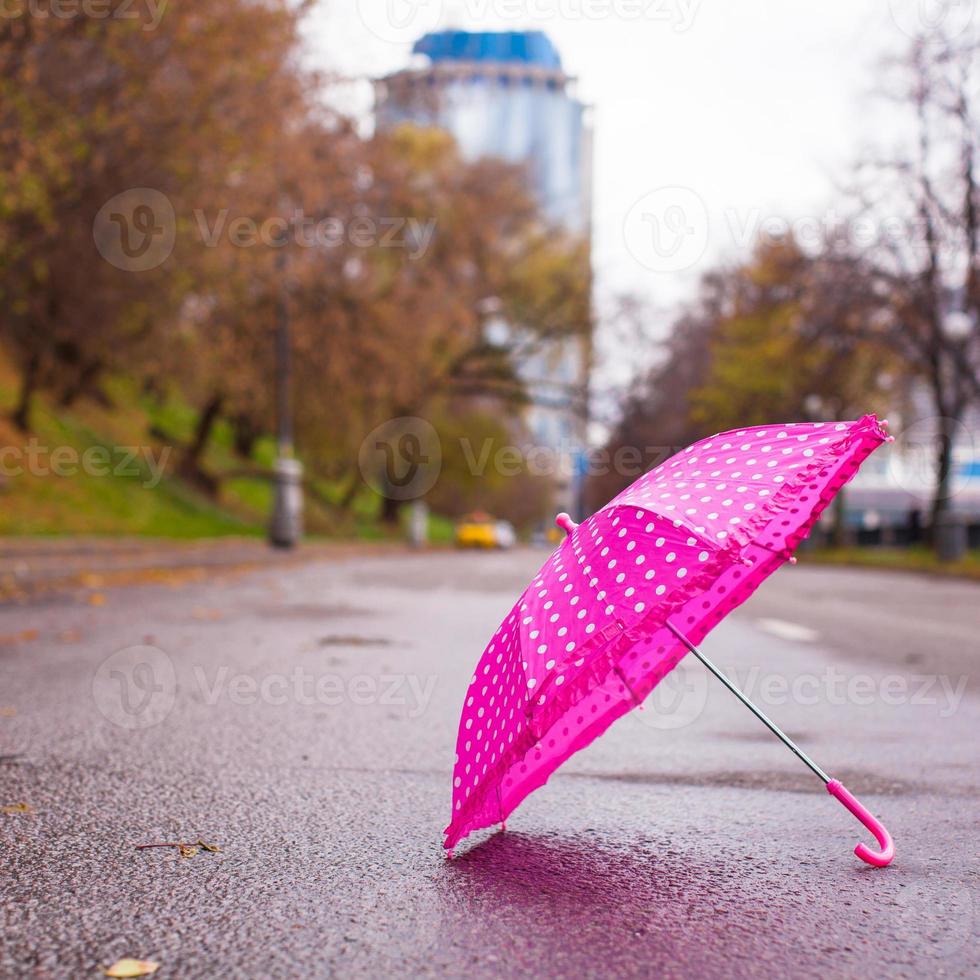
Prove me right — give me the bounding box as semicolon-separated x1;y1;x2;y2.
445;414;896;866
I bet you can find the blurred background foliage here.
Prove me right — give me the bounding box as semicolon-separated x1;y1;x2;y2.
1;4;978;544
0;0;590;535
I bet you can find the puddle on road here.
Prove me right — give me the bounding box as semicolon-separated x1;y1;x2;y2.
255;603;368;620
720;729;813;744
317;634;393;648
563;768;923;796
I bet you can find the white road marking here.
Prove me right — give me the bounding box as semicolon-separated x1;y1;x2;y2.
756;618;819;643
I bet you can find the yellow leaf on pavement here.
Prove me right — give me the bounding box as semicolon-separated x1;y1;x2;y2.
192;607;223;621
1;802;33;815
0;630;39;646
104;959;160;978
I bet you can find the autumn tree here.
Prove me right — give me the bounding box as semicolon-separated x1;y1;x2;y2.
592;237;891;517
852;27;980;528
0;0;313;432
689;238;888;432
289;125;592;521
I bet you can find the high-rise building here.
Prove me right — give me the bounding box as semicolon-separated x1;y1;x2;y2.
374;30;593;517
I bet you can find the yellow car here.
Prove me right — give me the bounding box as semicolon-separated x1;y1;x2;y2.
455;513;515;549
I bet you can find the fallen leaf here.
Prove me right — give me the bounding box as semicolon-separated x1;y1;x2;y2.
192;607;223;621
103;959;160;978
0;629;39;646
135;840;220;856
1;802;33;815
0;706;16;718
87;593;107;606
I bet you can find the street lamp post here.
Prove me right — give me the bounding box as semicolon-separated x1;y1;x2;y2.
269;243;303;549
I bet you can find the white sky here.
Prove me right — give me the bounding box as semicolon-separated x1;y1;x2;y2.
305;1;958;404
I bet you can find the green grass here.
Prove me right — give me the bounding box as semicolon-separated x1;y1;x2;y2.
0;363;261;537
808;545;980;581
0;351;445;540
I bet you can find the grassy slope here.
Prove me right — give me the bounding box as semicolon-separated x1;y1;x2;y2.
0;357;260;536
0;352;456;541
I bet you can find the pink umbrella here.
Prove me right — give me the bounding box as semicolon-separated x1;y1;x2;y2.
445;414;896;866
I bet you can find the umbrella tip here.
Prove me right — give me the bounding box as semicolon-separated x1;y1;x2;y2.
555;513;578;536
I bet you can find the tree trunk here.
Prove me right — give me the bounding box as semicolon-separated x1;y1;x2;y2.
928;413;957;539
381;493;401;525
11;352;40;433
231;412;259;459
59;360;104;408
179;393;224;493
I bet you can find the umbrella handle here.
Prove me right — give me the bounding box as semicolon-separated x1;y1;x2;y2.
555;513;578;535
826;780;895;867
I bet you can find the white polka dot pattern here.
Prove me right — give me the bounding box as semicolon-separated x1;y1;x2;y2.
444;415;890;851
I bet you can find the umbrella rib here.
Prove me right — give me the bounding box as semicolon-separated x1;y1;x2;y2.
665;622;831;785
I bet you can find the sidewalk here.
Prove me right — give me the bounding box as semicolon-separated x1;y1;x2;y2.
0;537;396;604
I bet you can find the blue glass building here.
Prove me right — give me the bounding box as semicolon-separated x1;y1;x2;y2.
375;31;593;515
376;31;592;235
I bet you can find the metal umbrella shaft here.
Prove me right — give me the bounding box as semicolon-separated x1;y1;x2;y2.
665;621;831;784
665;620;895;867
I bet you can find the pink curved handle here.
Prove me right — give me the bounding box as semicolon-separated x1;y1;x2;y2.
555;513;579;536
827;779;895;867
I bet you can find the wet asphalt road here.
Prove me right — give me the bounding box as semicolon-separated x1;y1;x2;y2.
1;548;977;978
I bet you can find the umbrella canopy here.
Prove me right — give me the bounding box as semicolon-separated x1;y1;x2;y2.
445;414;892;855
